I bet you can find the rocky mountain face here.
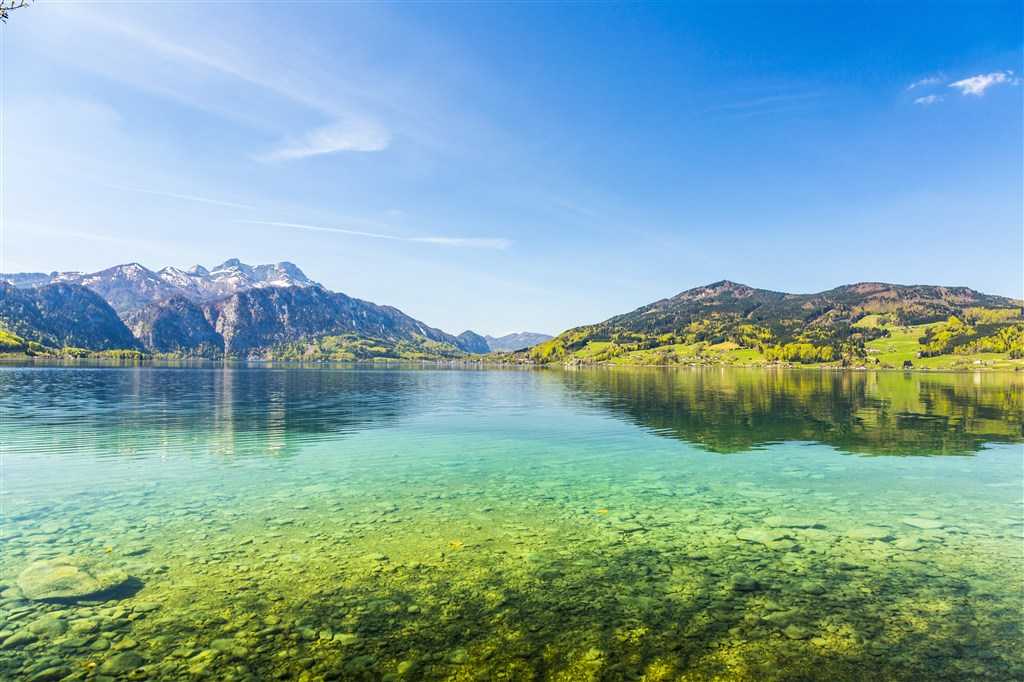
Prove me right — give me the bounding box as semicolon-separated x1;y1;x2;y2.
125;296;224;356
122;285;477;357
204;286;470;357
484;332;553;351
2;258;317;315
0;272;53;288
456;331;491;354
1;257;551;358
0;259;489;358
0;283;140;350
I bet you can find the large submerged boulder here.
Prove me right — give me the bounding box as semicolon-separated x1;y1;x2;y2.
16;556;131;602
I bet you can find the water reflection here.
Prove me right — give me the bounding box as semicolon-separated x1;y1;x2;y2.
0;367;421;459
1;365;1020;461
559;367;1023;455
1;365;1022;680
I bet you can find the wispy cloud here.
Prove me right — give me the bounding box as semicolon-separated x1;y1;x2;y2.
55;5;335;115
914;94;943;106
949;71;1018;96
906;75;944;91
257;118;391;162
705;91;824;115
237;220;511;250
51;5;392;158
105;184;256;210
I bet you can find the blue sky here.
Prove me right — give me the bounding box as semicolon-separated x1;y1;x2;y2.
1;1;1021;336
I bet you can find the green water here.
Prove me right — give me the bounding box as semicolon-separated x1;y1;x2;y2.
0;366;1021;681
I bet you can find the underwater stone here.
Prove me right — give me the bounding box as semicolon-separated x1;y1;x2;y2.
16;557;131;602
210;638;248;658
762;609;801;626
0;586;25;601
900;517;944;530
27;666;68;682
736;528;789;545
783;624;813;639
99;651;145;675
27;615;67;637
846;527;894;541
333;632;359;645
762;516;824;529
0;630;37;649
58;636;90;650
729;574;761;592
893;538;925;551
70;618;99;634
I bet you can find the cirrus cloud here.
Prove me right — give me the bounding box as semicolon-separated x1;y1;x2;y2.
237;220;511;250
257;118;391;162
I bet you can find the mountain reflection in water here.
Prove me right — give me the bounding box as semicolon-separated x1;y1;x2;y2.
560;367;1022;455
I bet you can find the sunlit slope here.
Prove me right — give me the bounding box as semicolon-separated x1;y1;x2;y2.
529;281;1023;368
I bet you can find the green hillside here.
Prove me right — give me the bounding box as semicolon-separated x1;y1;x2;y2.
528;282;1023;370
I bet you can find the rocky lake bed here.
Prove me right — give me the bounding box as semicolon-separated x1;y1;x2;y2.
0;366;1021;680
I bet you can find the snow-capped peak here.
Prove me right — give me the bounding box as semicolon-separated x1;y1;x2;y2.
2;258;321;315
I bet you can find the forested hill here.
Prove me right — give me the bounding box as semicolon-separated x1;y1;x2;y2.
528;281;1023;369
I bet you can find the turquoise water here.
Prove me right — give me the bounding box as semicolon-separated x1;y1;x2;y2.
0;366;1021;680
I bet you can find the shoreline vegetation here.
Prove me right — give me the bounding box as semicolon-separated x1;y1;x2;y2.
2;276;1021;372
3;318;1022;372
2;349;1021;373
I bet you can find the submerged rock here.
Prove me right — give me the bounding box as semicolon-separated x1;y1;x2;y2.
893;537;925;551
100;650;145;675
0;630;36;650
736;528;789;545
762;516;824;529
17;556;131;602
729;574;761;592
783;624;813;640
26;665;68;682
846;527;894;542
28;615;67;638
900;517;945;530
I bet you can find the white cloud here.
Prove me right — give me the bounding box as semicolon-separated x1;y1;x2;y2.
104;185;256;210
237;220;511;250
948;71;1017;96
257;119;391;162
906;76;943;91
914;95;942;106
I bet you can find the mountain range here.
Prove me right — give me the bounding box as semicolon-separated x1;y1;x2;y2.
528;280;1022;368
0;260;550;358
2;261;1019;366
2;258;317;316
484;332;554;352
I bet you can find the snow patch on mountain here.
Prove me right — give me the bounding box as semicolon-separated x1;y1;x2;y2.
2;258;320;315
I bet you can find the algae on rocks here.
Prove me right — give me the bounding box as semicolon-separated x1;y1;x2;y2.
16;557;132;602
